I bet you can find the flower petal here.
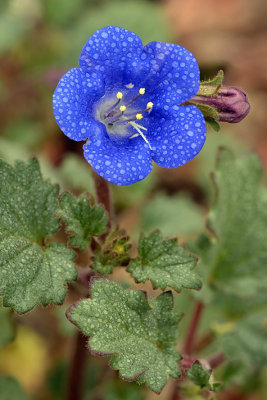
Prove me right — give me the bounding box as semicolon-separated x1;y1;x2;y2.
148;105;206;168
53;68;105;141
140;41;200;103
83;134;153;186
79;26;147;86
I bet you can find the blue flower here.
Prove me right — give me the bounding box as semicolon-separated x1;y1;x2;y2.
53;26;206;186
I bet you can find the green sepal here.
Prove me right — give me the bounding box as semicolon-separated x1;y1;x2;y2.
200;70;224;86
128;230;202;292
197;84;221;97
57;192;108;250
205;119;221;132
191;102;219;121
66;278;183;393
91;227;131;275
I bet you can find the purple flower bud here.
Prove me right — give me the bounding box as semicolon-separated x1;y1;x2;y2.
192;86;250;123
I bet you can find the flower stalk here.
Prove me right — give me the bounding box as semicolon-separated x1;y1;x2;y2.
183;301;204;356
66;170;112;400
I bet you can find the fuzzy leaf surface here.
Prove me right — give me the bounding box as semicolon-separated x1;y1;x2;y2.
0;159;77;313
57;192;108;250
128;231;201;292
67;279;182;392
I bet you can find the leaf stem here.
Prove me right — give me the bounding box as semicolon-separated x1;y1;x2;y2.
183;301;204;355
66;331;88;400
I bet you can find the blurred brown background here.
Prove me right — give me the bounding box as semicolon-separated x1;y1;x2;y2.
0;1;267;399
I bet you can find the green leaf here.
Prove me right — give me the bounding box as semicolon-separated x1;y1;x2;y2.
58;154;94;192
187;361;211;389
0;376;30;400
128;231;202;292
67;278;182;393
0;304;15;347
208;149;267;298
0;158;77;313
189;149;267;371
217;310;267;368
91;228;131;275
141;193;204;238
57;192;108;250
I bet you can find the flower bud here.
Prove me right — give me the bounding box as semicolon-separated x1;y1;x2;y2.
192;86;250;123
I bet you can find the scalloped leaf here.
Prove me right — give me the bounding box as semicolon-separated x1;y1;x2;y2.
0;158;77;313
128;231;201;292
67;278;182;393
57;192;108;250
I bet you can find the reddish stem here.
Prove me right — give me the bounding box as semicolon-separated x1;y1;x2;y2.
92;170;113;228
170;380;181;400
183;301;204;356
194;331;214;353
66;331;88;400
208;352;226;369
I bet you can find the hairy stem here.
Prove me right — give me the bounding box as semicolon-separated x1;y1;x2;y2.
183;301;204;355
66;332;88;400
66;171;112;400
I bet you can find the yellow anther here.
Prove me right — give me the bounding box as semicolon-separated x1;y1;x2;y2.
139;88;145;95
116;92;123;99
136;113;143;120
120;105;126;112
147;102;153;109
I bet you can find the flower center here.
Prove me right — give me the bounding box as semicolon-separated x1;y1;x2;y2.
98;88;153;149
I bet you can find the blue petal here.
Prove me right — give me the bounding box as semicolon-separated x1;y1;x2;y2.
53;68;105;141
140;42;200;103
79;26;147;86
147;105;206;168
83;135;153;186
